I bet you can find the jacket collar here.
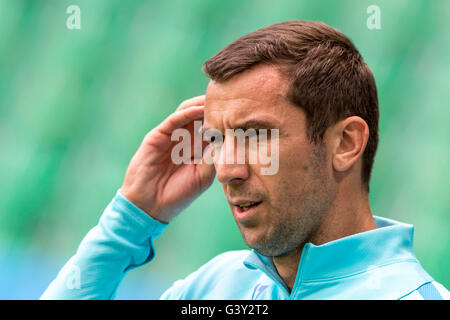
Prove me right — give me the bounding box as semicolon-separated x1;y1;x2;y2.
243;216;417;287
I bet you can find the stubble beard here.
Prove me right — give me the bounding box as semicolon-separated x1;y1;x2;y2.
247;145;335;257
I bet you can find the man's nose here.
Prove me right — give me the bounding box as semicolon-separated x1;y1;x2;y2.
215;137;249;185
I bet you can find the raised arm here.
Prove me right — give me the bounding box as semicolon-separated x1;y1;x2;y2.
41;96;215;299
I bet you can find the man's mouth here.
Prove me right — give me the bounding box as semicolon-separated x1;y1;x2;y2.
235;201;262;212
230;200;263;221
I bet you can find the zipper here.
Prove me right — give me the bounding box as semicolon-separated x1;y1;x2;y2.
288;243;311;300
244;252;290;299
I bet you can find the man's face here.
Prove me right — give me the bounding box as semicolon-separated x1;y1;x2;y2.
204;64;337;257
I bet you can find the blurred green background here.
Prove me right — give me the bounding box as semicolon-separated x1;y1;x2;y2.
0;0;448;299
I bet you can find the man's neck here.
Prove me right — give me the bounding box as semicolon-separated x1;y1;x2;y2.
272;192;377;292
272;249;303;292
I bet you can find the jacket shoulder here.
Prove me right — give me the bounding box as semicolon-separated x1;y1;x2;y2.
400;281;450;300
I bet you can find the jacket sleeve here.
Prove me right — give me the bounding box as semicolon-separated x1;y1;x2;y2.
40;190;168;300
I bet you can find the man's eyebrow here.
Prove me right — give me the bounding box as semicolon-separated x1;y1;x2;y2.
201;118;280;134
233;118;280;130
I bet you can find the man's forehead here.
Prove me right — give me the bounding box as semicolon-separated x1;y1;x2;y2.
205;65;287;123
202;64;306;134
205;64;288;110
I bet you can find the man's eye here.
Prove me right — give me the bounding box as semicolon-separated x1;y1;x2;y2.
246;129;268;137
204;131;224;144
203;129;224;144
245;129;258;137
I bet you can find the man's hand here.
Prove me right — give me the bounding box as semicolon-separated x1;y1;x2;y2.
121;95;215;223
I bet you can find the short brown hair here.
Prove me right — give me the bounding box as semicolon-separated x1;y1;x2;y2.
202;20;379;190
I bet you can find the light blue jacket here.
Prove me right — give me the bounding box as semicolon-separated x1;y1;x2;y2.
41;191;449;300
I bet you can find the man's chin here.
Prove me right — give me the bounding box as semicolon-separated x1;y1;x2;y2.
239;227;281;257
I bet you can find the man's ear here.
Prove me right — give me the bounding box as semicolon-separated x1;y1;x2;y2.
331;116;369;173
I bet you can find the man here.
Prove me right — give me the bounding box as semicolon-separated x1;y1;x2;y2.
41;20;448;300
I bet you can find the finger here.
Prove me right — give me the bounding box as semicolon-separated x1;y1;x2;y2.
157;106;204;135
176;95;206;112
